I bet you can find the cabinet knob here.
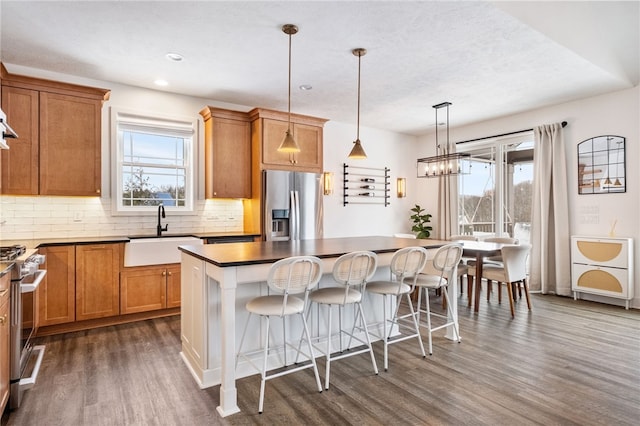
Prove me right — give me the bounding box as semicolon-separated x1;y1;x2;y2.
96;189;101;194
162;271;167;276
168;272;172;276
0;315;6;325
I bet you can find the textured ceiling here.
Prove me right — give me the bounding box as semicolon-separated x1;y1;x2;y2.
1;1;638;136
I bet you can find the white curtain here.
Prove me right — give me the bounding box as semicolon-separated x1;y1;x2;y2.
530;123;571;295
436;175;457;239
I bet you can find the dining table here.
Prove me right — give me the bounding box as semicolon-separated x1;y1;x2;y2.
452;240;509;312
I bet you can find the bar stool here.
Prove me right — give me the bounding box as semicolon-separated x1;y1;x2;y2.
366;246;429;371
414;243;463;355
307;251;379;390
236;255;323;413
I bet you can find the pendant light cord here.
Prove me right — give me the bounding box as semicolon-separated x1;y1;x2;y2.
287;30;292;131
356;51;361;141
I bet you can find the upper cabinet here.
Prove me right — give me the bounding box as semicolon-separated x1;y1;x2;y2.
199;107;252;199
249;108;327;173
0;64;110;196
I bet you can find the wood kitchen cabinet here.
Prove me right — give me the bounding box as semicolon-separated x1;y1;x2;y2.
38;245;76;326
39;92;103;196
249;108;327;173
0;64;110;196
75;243;121;321
199;107;251;199
0;272;10;414
120;264;181;314
0;86;39;195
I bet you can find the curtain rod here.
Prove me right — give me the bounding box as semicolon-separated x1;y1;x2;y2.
455;121;567;145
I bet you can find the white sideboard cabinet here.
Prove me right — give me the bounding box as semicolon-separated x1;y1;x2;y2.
571;236;634;309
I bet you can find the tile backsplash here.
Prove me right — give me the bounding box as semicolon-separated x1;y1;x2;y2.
0;196;244;241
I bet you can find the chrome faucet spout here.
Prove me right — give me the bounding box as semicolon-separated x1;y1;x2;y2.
157;205;168;236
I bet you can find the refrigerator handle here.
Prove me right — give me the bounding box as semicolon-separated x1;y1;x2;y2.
291;190;300;240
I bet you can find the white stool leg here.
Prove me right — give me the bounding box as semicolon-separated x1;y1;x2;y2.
405;293;426;358
382;294;389;371
442;287;461;342
300;311;323;393
325;304;333;390
425;288;433;355
258;316;270;414
357;301;379;375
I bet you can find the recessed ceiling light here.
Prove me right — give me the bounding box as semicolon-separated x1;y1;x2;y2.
299;84;312;91
166;52;184;62
154;79;169;86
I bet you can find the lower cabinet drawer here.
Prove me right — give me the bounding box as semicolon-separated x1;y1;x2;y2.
571;263;631;299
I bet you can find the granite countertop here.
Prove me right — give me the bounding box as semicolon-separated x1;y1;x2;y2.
1;231;261;249
179;236;449;267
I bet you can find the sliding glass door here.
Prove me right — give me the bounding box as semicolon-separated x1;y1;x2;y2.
457;135;533;243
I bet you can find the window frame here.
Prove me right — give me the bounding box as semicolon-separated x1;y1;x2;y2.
110;107;197;216
456;133;534;237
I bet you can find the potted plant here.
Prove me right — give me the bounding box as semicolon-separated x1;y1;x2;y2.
410;204;433;239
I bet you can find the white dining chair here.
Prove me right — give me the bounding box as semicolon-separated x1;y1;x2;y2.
466;244;531;317
414;243;463;355
477;236;519;300
307;251;379;390
236;255;323;413
366;246;429;371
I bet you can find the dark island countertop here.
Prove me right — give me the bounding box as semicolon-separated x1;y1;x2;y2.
179;236;449;267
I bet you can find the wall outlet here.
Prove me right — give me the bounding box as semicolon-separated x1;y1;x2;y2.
73;211;83;222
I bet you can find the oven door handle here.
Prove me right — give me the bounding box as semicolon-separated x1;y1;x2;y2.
19;345;45;391
20;270;47;293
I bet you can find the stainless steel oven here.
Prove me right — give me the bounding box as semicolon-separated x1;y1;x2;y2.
0;245;46;409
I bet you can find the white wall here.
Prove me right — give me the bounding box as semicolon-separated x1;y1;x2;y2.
322;121;417;238
414;86;640;308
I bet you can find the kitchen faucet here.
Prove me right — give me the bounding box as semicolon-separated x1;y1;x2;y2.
157;204;168;236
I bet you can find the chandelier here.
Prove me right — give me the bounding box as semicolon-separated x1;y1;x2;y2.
417;102;469;177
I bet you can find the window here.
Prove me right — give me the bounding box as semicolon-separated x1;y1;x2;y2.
112;109;195;214
457;134;533;244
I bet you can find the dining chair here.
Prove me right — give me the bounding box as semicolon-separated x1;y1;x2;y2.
414;243;463;355
483;236;519;264
366;246;429;371
479;236;519;300
306;251;379;390
467;244;531;317
236;255;323;413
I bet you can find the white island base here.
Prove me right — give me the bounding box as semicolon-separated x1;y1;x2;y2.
179;237;458;417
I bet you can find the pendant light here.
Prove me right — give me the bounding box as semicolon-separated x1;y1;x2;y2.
278;24;300;153
348;48;367;159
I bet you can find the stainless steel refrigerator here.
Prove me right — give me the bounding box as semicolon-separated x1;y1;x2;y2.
263;170;323;241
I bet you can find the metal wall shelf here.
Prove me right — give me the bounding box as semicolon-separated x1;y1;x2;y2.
342;163;390;206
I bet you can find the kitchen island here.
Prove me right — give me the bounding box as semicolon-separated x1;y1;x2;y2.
178;236;454;417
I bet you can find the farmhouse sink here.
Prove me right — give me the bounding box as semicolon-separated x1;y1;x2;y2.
124;236;203;267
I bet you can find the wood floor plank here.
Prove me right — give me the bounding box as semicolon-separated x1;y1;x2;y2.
4;294;640;425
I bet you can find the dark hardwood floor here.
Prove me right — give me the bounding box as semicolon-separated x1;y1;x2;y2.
5;293;640;425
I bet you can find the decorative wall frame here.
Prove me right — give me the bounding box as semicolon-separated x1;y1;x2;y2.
577;135;625;194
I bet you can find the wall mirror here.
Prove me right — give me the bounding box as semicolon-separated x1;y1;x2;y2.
577;135;625;194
